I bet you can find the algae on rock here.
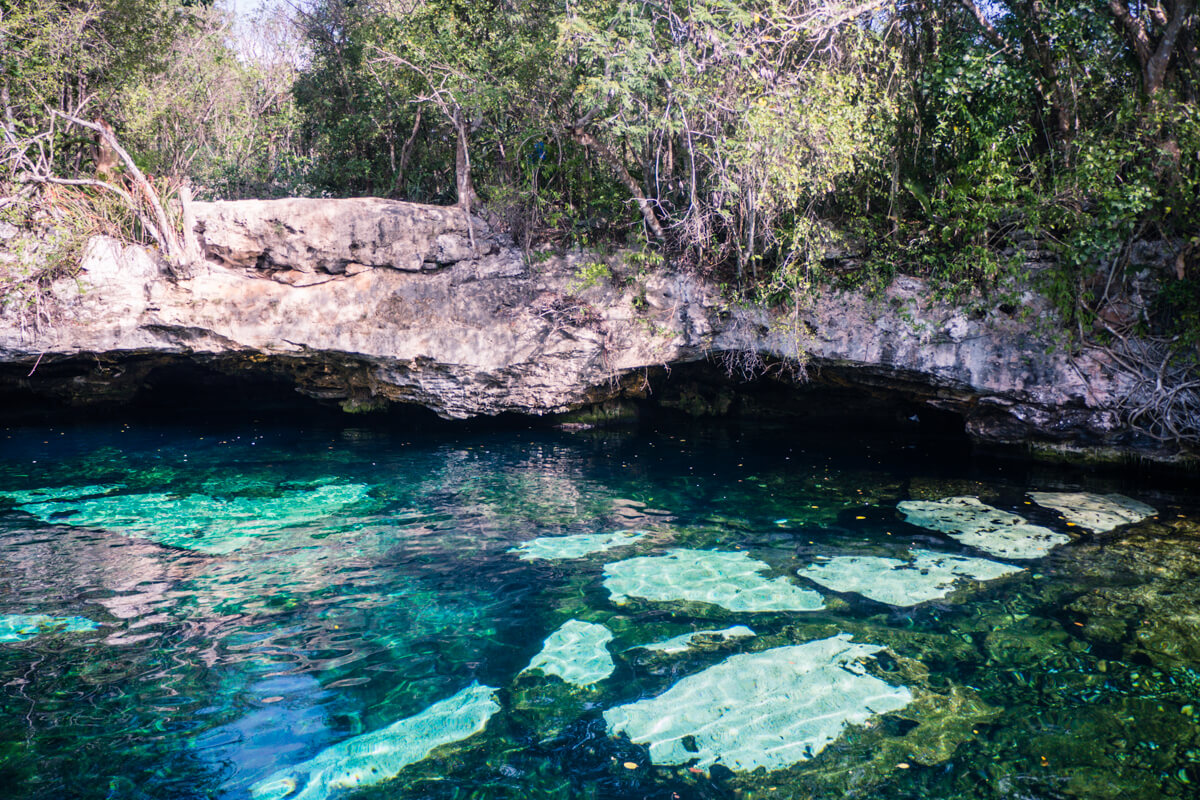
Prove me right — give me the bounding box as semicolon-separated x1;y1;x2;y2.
796;549;1023;606
509;530;648;561
897;496;1069;559
603;634;912;772
1028;491;1156;532
602;549;825;612
249;682;500;800
520;619;615;686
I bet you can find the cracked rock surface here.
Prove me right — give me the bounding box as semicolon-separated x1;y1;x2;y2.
0;197;1152;457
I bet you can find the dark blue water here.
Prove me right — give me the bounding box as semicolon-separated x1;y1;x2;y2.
0;418;1197;799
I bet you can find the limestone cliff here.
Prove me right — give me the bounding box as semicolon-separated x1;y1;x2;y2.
0;197;1157;460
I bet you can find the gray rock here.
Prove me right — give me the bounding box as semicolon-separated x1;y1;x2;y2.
0;197;1166;458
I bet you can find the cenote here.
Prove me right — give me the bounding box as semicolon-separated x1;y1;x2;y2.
2;397;1199;800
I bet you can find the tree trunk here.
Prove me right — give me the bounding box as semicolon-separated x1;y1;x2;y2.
1108;0;1191;96
570;128;666;241
452;107;479;255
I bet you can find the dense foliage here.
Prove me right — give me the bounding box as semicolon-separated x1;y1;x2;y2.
1;0;1197;443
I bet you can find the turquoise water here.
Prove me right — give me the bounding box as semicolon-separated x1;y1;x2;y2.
1;417;1198;799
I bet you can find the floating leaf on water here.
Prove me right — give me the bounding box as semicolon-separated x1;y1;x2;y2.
638;626;756;655
1027;491;1156;533
603;634;913;772
897;497;1070;559
521;620;615;686
796;550;1024;606
249;682;500;800
602;549;825;612
0;613;101;643
508;530;648;561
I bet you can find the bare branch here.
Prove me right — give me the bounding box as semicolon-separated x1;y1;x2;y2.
51;110;182;260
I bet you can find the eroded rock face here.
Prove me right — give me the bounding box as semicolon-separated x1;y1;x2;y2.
0;197;1163;457
192;197;499;279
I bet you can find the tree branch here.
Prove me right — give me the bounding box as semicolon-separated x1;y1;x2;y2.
51;110;182;260
570;127;665;241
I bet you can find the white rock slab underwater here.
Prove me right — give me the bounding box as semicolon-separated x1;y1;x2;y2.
521;619;615;686
13;483;371;554
508;530;648;561
1027;491;1156;532
602;549;825;612
897;496;1070;559
249;682;500;800
797;550;1024;606
603;634;913;772
638;626;756;654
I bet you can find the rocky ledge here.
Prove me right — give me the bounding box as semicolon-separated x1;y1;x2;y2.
0;197;1175;462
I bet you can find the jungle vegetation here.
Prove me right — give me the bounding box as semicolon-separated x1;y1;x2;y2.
1;0;1198;442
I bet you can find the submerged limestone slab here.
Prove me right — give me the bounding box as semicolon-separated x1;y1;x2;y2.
509;530;648;561
16;483;371;554
1;485;120;506
603;549;824;612
249;682;500;800
897;496;1070;559
604;634;912;772
796;550;1023;606
639;626;756;654
521;619;615;686
1028;491;1156;532
0;613;100;643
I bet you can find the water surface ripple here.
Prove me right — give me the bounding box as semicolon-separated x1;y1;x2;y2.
0;420;1196;799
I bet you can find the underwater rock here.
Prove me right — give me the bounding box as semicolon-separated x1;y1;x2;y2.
508;530;648;561
796;549;1023;606
15;483;371;554
521;620;615;686
0;485;121;506
249;682;500;800
897;496;1069;559
1027;491;1156;532
1069;580;1200;665
0;613;100;643
603;549;825;612
603;634;912;772
639;626;756;654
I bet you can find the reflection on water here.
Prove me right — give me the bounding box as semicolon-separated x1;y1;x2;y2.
0;418;1197;799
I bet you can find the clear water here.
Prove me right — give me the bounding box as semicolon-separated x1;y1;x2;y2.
1;417;1198;800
